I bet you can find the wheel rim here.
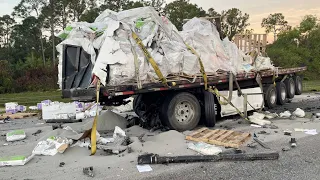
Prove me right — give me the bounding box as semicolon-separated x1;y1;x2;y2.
281;87;286;100
270;89;276;104
175;101;195;124
290;81;295;95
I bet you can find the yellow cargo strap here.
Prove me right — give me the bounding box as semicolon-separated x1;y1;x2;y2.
131;31;168;87
208;87;250;121
90;80;101;155
184;43;208;90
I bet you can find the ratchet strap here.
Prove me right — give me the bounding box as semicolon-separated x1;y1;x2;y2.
184;43;208;90
90;79;101;155
132;31;168;87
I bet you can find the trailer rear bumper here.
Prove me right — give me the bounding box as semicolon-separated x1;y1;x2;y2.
62;88;96;102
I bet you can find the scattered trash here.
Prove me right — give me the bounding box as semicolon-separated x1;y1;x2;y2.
97;137;115;144
249;112;271;126
289;115;297;120
279;111;291;118
59;162;65;167
136;165;153;173
282;147;291;152
137;152;279;165
72;139;91;148
251;124;262;128
32;136;72;156
284;130;292;136
290;138;297;147
187;142;222;155
292;108;305;118
294;128;305;132
6;130;26;142
0;154;35;167
3;143;8;146
304;129;318;135
264;111;278;119
311;113;317;121
32;130;42;136
253;137;271;149
113;126;126;139
315;113;320;118
269;125;279;129
83;166;94;177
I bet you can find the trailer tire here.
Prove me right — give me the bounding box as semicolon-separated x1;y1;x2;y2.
161;92;201;131
265;84;277;109
294;76;303;95
204;91;216;127
133;95;142;116
276;82;287;105
285;77;295;99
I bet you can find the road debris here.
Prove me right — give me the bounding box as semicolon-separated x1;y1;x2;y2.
32;130;42;136
186;128;251;148
136;165;153;173
257;131;269;135
32;136;72;156
6;130;26;142
253;134;271;149
251;124;262;128
137;152;279;165
249;112;271;126
0;154;35;167
290;138;297;147
59;162;65;167
284;130;292;136
269;125;279;129
304;129;318;135
247;142;257;148
292;108;305;118
279;111;291;118
83;166;94;177
282;147;291;152
187;142;222;155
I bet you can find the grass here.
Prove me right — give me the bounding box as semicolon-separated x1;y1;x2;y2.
0;91;70;109
303;80;320;92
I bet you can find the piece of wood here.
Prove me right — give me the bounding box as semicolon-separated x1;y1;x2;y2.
186;128;251;148
0;113;37;120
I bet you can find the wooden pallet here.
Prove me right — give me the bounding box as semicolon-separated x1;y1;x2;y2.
186;128;251;148
0;113;38;120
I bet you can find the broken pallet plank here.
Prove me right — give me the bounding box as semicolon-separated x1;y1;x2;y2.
186;128;251;148
0;113;37;120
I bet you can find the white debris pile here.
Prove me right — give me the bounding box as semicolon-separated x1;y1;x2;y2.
56;7;275;88
5;102;26;114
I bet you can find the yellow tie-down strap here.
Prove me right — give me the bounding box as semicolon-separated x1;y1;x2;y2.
90;80;101;155
184;43;208;90
208;87;250;121
131;31;168;87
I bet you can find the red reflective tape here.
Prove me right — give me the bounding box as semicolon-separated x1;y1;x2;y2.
122;91;135;95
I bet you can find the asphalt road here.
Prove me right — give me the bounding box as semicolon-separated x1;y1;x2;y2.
142;134;320;180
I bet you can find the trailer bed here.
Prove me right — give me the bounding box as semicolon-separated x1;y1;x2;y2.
63;67;306;101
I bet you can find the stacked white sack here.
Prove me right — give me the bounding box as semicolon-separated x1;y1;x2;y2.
56;7;275;88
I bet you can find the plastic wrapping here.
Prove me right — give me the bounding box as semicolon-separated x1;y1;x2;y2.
57;7;275;88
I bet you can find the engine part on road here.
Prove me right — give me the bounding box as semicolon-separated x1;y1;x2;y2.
137;152;279;165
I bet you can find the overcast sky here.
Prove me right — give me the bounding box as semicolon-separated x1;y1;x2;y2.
1;0;319;33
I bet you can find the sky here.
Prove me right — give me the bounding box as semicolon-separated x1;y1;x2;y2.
0;0;320;34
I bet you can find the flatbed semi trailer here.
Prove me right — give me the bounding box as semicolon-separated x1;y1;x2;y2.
61;45;306;131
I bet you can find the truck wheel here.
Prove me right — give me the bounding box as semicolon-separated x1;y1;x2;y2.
294;76;303;95
161;92;201;131
133;95;142;116
204;91;216;127
265;84;277;108
276;82;287;105
284;77;295;99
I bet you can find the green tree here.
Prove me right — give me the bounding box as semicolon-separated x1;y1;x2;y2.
12;0;47;65
164;0;206;30
262;13;289;41
300;15;318;33
221;8;250;40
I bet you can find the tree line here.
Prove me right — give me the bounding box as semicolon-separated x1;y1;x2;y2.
0;0;318;93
